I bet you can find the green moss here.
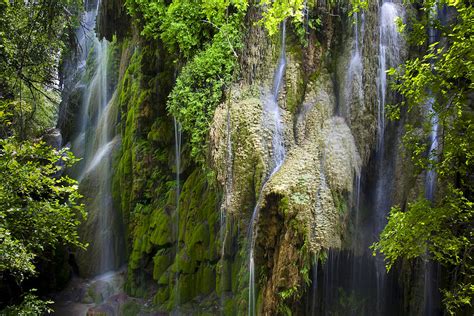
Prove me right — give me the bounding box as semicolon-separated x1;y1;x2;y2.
153;252;171;281
109;19;238;311
167;17;243;164
121;301;142;316
222;261;236;297
150;210;172;246
224;297;236;315
106;36;121;90
188;223;209;260
332;191;348;215
285;71;305;114
154;287;170;305
173;249;196;274
279;196;290;214
158;270;170;285
196;264;215;295
177;274;194;305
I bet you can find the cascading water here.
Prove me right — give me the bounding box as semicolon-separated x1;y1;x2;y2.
267;22;287;169
248;21;287;316
218;104;234;313
342;8;365;120
344;11;364;118
425;2;440;203
425;98;438;202
173;117;182;310
346;8;364;233
377;1;402;148
353;2;404;312
423;4;442;314
369;2;404;313
422;102;441;316
221;105;233;246
70;0;124;276
174;118;182;215
317;3;405;315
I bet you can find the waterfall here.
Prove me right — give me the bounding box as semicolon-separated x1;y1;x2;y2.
248;21;287;316
423;4;441;314
268;22;287;170
308;253;319;315
174;118;182;217
343;9;364;121
425;98;438;201
425;2;440;202
173;117;182;309
377;2;402;149
70;0;124;276
352;172;362;246
316;3;405;315
221;105;233;246
372;3;403;312
346;8;364;242
218;104;234;313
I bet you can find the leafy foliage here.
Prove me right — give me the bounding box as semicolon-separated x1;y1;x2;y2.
125;0;217;57
349;0;368;14
125;0;307;40
167;19;242;162
0;136;86;313
125;0;247;163
0;137;86;281
260;0;305;36
1;290;53;316
0;0;86;311
124;0;317;162
0;0;81;138
371;1;473;314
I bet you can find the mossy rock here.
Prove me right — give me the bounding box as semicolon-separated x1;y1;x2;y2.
216;258;233;295
129;213;152;270
149;209;172;246
284;52;306;114
158;270;170;286
177;274;195;305
121;300;142;316
86;280;113;305
188;223;210;261
196;264;215;296
223;298;236;315
153;252;171;281
154;286;170;305
172;249;197;274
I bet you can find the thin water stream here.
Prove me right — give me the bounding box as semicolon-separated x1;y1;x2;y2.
423;4;442;314
248;21;287;316
173;117;182;310
377;2;402;149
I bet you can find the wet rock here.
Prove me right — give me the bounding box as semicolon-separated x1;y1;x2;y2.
210;60;362;313
41;128;63;149
322;117;361;193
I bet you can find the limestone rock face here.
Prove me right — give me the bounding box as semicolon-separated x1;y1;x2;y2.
211;94;268;221
257;75;361;314
322;117;361;194
210;54;363;311
208;1;417;312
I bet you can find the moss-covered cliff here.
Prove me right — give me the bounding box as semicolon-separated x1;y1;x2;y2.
56;0;449;314
67;0;374;313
